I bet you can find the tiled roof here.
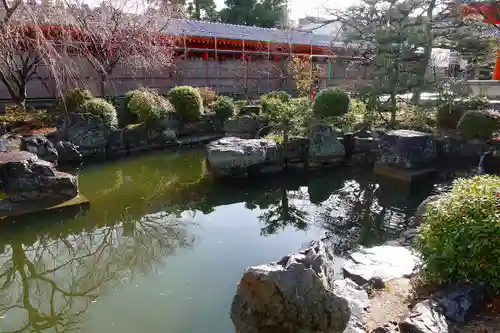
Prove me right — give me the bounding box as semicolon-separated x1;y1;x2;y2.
165;19;341;47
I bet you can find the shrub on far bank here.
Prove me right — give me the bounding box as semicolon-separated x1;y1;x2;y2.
64;88;94;112
212;95;235;120
126;87;174;124
167;86;203;122
197;87;217;108
264;91;291;102
313;87;350;119
418;175;500;291
79;98;118;129
260;91;292;114
457;110;500;140
436;96;489;131
0;104;54;129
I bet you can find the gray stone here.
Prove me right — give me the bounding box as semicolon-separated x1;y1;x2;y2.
308;123;345;160
399;300;449;333
343;245;420;286
378;130;437;169
206;137;281;178
53;141;82;165
0;151;77;202
333;278;369;333
230;240;350;333
224;116;263;138
21;135;58;163
433;283;489;323
57;113;109;158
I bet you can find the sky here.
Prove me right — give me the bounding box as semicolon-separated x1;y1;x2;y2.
213;0;356;21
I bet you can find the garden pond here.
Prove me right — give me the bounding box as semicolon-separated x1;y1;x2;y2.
0;149;443;333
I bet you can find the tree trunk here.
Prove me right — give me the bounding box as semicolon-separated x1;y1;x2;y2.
412;0;436;104
100;74;107;97
16;83;27;108
195;0;201;20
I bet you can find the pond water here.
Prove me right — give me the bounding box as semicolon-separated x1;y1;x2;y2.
0;149;436;333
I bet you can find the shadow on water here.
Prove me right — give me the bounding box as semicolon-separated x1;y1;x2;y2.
0;149;442;333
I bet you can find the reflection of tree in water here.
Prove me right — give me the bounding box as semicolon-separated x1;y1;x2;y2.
315;178;425;256
258;187;310;236
0;212;195;333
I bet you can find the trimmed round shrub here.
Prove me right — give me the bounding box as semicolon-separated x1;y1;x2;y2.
126;87;174;124
418;175;500;291
457;110;500;140
313;88;350;118
436;96;489;130
64;88;93;112
264;91;291;103
212;95;235;120
197;87;217;108
167;86;203;122
79;98;118;129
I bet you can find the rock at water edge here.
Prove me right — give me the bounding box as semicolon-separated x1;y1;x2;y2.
399;300;449;333
343;245;420;286
378;130;437;169
230;240;350;333
206;137;280;177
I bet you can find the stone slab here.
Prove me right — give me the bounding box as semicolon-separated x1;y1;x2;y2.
374;163;437;183
0;194;90;219
343;245;420;286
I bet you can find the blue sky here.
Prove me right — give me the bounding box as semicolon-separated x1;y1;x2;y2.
213;0;355;20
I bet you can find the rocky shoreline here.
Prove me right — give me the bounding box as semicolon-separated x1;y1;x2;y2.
230;237;493;333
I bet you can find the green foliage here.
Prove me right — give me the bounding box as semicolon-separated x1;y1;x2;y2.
238;105;261;117
437;96;490;131
457;110;500;140
125;87;174;124
329;99;368;132
64;88;93;112
219;0;287;28
260;91;291;114
418;175;500;291
396;103;437;133
167;86;203;122
265;91;291;102
197;87;217;108
79;98;118;129
0;105;54;129
312;88;350;119
212;95;235;120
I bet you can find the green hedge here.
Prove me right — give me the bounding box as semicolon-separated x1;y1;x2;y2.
312;87;350;118
212;95;235;120
457;110;500;140
418;175;500;291
79;98;118;129
64;88;93;113
167;86;203;122
125;87;174;124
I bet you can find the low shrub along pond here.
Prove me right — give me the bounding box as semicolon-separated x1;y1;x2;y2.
0;149;437;333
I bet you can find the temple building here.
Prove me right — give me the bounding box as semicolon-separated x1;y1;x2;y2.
0;5;370;100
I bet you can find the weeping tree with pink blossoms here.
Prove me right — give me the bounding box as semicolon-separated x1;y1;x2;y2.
0;2;83;106
66;0;178;97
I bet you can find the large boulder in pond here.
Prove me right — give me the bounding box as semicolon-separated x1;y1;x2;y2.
0;151;77;202
308;123;345;161
378;130;437;169
206;137;281;178
230;240;351;333
21;135;58;163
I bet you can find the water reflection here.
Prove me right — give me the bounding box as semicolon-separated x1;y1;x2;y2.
0;150;439;333
0;211;195;333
